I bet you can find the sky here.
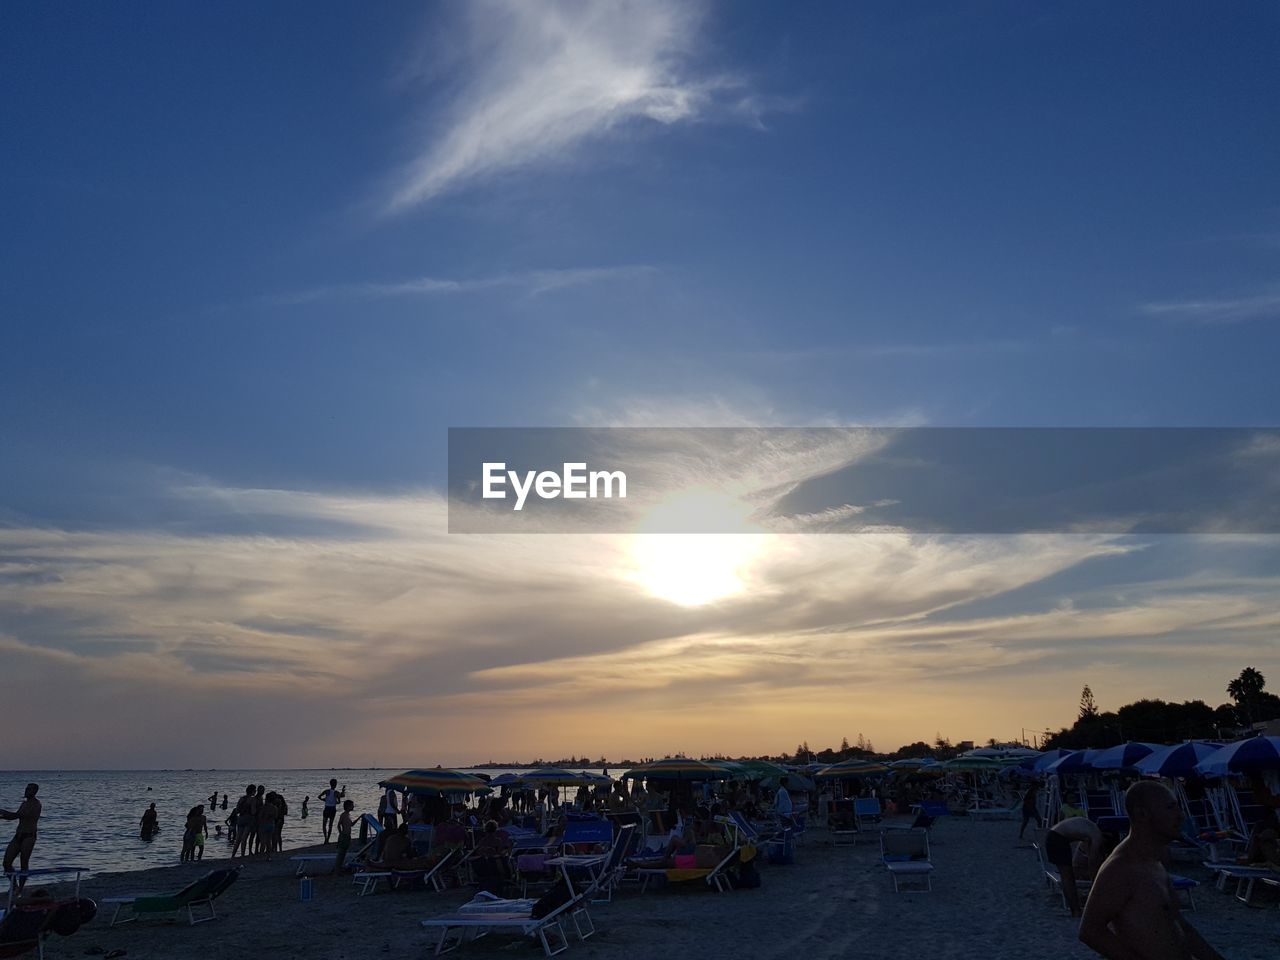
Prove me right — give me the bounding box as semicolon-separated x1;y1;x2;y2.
2;1;1279;769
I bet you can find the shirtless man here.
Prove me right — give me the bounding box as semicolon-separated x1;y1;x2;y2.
1;783;42;892
1079;781;1226;960
1046;815;1105;916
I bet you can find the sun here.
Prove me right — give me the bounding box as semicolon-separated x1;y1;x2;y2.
625;490;769;606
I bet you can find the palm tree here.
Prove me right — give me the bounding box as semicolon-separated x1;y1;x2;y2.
1227;667;1267;724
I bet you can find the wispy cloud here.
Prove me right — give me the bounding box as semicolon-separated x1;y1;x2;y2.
385;0;776;212
5;437;1279;766
1140;290;1280;325
272;265;655;306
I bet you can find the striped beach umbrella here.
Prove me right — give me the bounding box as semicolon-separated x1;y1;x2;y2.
814;758;891;778
887;757;939;770
1045;750;1099;775
518;768;601;787
1030;749;1076;772
1195;736;1280;778
1089;742;1163;770
622;758;733;781
380;769;490;796
1134;741;1221;778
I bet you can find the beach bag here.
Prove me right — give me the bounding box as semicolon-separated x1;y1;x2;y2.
530;879;572;919
734;856;762;889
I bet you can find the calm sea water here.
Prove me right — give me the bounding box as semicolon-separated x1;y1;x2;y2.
0;768;603;878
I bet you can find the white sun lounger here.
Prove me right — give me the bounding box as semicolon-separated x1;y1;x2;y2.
420;889;594;958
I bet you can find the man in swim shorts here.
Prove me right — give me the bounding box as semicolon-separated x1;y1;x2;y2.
1045;815;1104;917
320;778;344;844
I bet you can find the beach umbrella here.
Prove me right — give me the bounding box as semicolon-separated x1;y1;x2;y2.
1030;749;1075;773
815;758;891;778
485;773;525;788
1045;750;1099;775
1134;742;1221;778
575;771;613;784
1195;737;1280;778
1089;742;1163;770
519;768;600;787
622;758;732;781
735;759;791;780
380;769;490;796
706;760;751;780
887;758;936;769
942;756;1003;772
763;773;817;792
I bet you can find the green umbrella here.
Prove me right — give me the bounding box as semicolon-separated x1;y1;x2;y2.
623;758;733;781
735;759;791;780
519;768;601;787
815;758;891;778
379;769;490;796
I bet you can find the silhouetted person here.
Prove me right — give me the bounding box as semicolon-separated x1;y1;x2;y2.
139;803;158;841
1080;781;1226;960
2;783;42;892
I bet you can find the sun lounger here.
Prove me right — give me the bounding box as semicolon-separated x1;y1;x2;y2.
103;867;239;926
354;849;458;896
420;888;594;958
632;845;747;893
1203;861;1280;905
880;829;933;892
967;802;1021;821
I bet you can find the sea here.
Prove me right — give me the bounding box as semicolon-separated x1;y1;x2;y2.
0;768;610;878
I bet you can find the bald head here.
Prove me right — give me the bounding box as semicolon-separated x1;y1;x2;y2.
1124;780;1184;843
1124;780;1172;818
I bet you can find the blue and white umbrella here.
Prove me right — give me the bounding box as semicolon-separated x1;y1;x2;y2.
1028;749;1075;773
1045;749;1100;775
1133;741;1221;778
1195;736;1280;778
1090;742;1163;770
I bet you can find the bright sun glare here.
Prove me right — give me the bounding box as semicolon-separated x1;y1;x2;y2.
627;491;769;607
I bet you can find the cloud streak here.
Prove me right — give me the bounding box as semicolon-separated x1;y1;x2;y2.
271;265;655;306
385;0;765;212
1141;290;1280;325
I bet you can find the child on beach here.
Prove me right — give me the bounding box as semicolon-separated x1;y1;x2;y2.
332;800;355;875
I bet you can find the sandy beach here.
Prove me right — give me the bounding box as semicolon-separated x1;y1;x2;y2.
12;815;1277;960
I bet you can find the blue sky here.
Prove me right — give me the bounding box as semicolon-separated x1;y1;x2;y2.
2;2;1278;767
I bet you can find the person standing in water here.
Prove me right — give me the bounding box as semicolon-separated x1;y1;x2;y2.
140;803;159;841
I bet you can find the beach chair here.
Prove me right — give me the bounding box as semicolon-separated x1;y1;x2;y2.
559;818;613;854
1202;861;1280;906
853;797;882;829
880;829;933;892
547;823;636;903
103;867;240;926
290;814;382;875
633;845;747;893
354;848;459;896
420;886;595;958
0;898;96;960
1030;840;1090;913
